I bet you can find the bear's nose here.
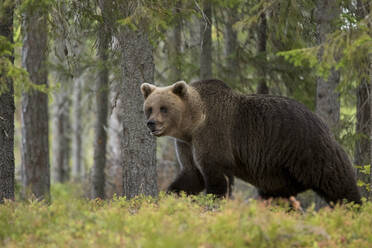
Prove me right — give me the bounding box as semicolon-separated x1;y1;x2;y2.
147;120;156;131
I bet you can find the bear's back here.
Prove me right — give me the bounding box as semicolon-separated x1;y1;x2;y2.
190;80;336;187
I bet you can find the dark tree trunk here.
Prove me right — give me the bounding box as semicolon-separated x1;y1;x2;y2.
91;0;114;198
256;13;268;94
355;81;371;198
92;0;110;198
224;7;239;85
118;6;158;198
356;0;372;199
21;6;50;201
167;1;182;82
355;0;372;200
315;0;341;133
200;0;212;79
0;1;15;203
314;0;341;208
370;58;372;200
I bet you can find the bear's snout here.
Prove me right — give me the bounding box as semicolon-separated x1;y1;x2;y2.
147;120;156;131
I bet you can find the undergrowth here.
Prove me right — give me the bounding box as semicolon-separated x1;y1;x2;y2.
1;184;371;247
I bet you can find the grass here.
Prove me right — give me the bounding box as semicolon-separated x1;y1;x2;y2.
1;184;371;248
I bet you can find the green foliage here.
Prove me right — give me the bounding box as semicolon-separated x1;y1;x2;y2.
1;184;371;247
356;164;371;192
278;11;372;86
0;35;48;96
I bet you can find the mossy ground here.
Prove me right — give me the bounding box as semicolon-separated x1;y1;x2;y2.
1;184;371;248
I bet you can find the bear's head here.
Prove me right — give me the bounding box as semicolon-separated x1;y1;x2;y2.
140;81;205;141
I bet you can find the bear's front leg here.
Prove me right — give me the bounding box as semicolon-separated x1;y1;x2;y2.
200;164;232;198
167;140;205;195
167;167;205;195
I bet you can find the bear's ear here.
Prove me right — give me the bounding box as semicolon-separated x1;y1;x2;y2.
140;83;156;99
172;81;187;97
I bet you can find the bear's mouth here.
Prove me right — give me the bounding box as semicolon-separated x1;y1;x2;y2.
151;128;164;136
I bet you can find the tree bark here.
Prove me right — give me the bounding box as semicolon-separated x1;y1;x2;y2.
50;1;73;184
118;20;158;199
92;0;111;199
106;91;124;197
21;6;50;201
355;81;371;198
167;1;182;83
224;7;239;85
314;0;341;208
370;56;372;200
0;1;15;203
362;0;372;200
72;76;83;181
52;89;71;183
200;0;212;79
91;0;112;199
256;13;268;94
315;0;341;132
355;0;371;200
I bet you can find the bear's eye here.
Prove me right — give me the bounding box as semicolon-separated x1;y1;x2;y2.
146;107;152;117
160;106;168;114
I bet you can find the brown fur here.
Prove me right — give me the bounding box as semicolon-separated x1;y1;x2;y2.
141;79;361;205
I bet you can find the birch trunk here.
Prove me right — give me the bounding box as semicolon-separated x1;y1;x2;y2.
72;76;83;181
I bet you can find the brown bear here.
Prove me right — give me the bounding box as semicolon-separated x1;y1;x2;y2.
140;79;361;205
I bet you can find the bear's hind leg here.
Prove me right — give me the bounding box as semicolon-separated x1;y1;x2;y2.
313;183;362;206
311;166;362;205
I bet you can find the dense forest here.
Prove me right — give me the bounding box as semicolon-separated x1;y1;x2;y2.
0;0;372;246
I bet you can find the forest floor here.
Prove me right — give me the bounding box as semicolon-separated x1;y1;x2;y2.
1;184;371;248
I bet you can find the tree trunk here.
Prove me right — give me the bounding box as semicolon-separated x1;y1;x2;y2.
363;1;372;200
21;6;50;201
314;0;341;208
50;1;73;184
91;0;111;199
200;0;212;79
118;23;158;199
370;57;372;200
106;91;124;198
355;81;371;198
224;7;239;85
355;0;372;200
315;0;341;132
72;76;83;181
256;13;268;94
0;2;15;203
167;1;182;83
52;89;71;183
